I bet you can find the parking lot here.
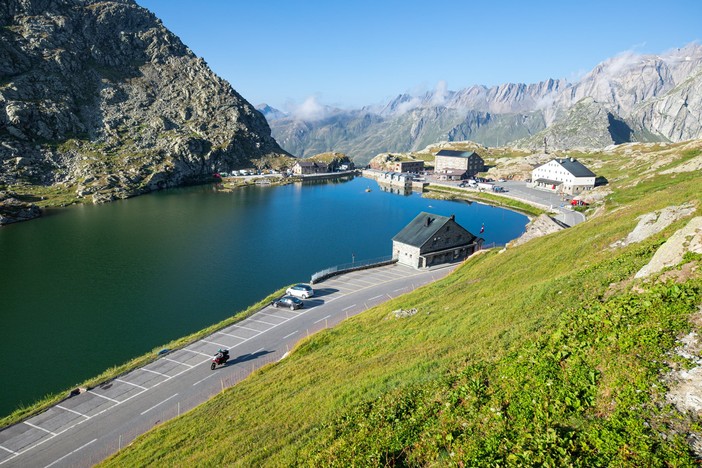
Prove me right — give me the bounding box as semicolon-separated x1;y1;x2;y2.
0;262;454;467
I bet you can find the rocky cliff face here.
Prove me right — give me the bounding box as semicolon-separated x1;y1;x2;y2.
265;44;702;161
0;0;287;222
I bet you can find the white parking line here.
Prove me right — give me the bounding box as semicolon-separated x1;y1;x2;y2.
164;358;194;368
283;331;298;339
0;445;17;455
394;287;407;292
140;367;170;378
56;405;90;420
254;347;266;354
342;304;356;311
115;379;148;390
249;318;277;326
24;421;56;436
216;331;247;340
314;315;331;324
87;391;120;404
140;393;178;416
201;339;230;349
368;294;384;301
232;324;263;333
44;438;96;468
182;348;213;357
193;374;216;386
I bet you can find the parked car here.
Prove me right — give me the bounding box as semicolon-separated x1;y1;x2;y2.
286;284;314;298
273;295;304;310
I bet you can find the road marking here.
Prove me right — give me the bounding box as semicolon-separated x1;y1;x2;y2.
140;367;170;378
368;294;383;301
314;315;331;324
201;339;230;349
164;358;194;368
141;393;178;415
193;374;216;386
283;330;298;339
56;405;90;419
0;445;18;455
24;421;56;436
232;324;263;333
44;438;97;468
87;391;120;404
393;287;406;292
116;378;148;390
250;318;277;326
342;304;356;311
254;347;266;354
182;348;212;357
216;331;247;340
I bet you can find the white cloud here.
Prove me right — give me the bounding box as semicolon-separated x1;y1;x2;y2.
430;80;449;106
393;96;423;115
286;95;334;121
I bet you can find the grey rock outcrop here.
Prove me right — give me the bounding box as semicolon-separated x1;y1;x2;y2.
507;214;565;248
0;190;41;224
0;0;288;223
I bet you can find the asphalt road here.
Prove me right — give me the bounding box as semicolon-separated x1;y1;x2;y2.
497;181;586;226
428;178;586;227
0;263;454;468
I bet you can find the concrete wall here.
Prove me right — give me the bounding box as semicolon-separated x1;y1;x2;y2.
393;241;421;268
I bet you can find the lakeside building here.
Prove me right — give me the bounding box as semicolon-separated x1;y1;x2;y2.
369;156;424;173
434;150;485;178
530;157;596;195
392;212;483;269
292;161;329;175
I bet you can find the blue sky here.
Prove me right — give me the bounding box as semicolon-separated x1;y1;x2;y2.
136;0;701;112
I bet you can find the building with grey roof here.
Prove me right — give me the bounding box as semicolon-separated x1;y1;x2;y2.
434;150;485;177
530;157;596;195
392;212;483;269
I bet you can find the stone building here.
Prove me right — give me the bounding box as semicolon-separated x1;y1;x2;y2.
292;161;328;175
530;157;596;195
392;212;483;269
392;160;424;173
434;150;485;177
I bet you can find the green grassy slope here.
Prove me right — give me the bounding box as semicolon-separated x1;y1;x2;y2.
103;142;702;466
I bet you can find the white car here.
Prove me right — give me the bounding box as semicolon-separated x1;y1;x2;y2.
285;284;314;299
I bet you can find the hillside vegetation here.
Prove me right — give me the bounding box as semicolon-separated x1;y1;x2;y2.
103;141;702;466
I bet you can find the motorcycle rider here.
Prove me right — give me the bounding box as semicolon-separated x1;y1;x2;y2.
215;348;229;362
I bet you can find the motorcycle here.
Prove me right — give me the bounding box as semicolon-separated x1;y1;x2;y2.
210;349;230;370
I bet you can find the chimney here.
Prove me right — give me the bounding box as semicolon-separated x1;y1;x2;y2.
425;216;431;227
450;214;455;221
570;157;575;162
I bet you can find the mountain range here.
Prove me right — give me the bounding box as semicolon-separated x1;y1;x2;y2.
259;43;702;163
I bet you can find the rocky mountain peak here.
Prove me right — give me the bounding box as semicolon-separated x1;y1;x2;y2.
0;0;288;221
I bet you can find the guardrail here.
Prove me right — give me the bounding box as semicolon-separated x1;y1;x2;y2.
310;255;397;284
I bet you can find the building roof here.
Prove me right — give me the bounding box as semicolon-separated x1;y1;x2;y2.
553;158;596;177
393;212;476;247
295;161;327;168
436;149;478;159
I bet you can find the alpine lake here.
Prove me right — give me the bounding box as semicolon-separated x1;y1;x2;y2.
0;175;529;417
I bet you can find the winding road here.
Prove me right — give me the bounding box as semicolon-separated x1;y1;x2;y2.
0;263;454;468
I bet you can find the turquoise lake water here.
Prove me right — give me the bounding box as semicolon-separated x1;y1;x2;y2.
0;176;528;416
